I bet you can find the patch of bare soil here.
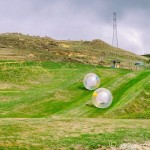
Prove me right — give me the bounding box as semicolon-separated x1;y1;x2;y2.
96;142;150;150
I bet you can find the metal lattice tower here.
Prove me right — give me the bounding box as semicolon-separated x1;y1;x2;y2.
112;12;118;47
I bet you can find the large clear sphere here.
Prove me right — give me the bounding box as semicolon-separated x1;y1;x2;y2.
83;73;100;90
92;88;113;108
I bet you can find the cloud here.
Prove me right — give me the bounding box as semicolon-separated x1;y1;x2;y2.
0;0;149;54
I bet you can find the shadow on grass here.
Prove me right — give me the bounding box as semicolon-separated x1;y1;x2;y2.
85;103;95;108
77;86;87;91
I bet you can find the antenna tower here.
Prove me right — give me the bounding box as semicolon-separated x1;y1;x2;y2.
112;12;118;47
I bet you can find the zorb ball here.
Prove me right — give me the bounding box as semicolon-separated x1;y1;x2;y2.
92;88;113;108
83;73;100;90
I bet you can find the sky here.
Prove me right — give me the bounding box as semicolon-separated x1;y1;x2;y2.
0;0;149;54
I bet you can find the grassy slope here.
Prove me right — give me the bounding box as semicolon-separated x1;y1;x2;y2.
0;33;148;69
0;33;150;149
0;61;150;149
0;61;149;119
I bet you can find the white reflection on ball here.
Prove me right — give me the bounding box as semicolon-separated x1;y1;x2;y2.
83;73;100;90
92;88;113;108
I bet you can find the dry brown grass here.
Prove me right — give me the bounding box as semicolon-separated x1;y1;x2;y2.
0;33;149;69
0;119;149;149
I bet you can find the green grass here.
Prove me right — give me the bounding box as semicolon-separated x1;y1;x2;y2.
0;33;149;149
61;128;149;149
0;61;149;118
0;61;150;149
0;118;149;149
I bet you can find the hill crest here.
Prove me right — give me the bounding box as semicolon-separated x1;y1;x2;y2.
0;33;149;69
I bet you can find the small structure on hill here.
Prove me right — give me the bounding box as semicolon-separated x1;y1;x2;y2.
112;60;121;68
135;62;144;70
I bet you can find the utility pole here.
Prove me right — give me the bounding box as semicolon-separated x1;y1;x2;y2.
112;12;118;48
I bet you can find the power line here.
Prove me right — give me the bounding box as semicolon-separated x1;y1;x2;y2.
112;12;118;48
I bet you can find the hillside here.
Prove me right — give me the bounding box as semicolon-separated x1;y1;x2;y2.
0;33;150;149
0;60;150;149
0;33;149;69
0;61;149;118
142;54;150;59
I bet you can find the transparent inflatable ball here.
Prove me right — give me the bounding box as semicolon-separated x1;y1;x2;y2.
83;73;100;90
92;88;113;108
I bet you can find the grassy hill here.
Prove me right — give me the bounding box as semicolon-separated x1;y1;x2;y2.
0;33;150;149
0;61;150;149
0;61;149;119
142;54;150;58
0;33;149;69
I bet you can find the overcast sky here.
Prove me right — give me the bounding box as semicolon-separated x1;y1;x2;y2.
0;0;149;54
